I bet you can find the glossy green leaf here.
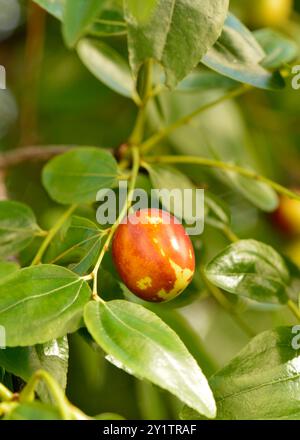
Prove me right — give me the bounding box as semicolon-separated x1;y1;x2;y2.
63;0;104;47
124;0;229;88
0;337;69;403
146;163;206;224
44;216;103;275
5;402;62;420
33;0;65;20
42;147;118;205
0;201;41;257
255;28;299;70
205;239;290;304
84;300;216;419
182;327;300;420
202;14;285;90
77;39;135;98
0;265;91;347
0;261;19;279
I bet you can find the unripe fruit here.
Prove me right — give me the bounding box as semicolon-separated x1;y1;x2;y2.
112;209;195;302
272;190;300;235
249;0;293;27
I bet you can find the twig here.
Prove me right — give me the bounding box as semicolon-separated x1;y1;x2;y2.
144;155;300;203
0;146;72;170
140;85;250;154
288;299;300;321
31;204;77;266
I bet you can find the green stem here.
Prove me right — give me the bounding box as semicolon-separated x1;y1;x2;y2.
91;61;153;297
0;383;14;402
144;155;300;203
92;147;140;298
222;225;239;243
129;59;153;146
140;85;250;154
20;370;71;420
288;299;300;321
200;267;256;338
31;204;77;266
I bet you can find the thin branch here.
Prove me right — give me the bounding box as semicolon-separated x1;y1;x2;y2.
144;155;300;203
0;145;73;170
140;85;251;154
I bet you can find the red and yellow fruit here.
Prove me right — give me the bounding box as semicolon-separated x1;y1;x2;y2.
272;189;300;235
112;209;195;302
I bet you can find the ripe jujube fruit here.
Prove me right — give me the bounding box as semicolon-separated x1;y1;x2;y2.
112;209;195;302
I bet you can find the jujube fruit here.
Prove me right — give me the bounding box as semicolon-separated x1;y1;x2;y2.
112;208;195;302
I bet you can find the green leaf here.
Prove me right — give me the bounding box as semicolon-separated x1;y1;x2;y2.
204;191;231;229
0;261;19;279
5;402;62;420
42;147;118;205
77;39;135;98
0;201;41;257
176;70;237;93
89;20;126;37
84;300;216;419
148;90;279;212
89;8;127;37
124;0;229;88
205;239;290;304
95;412;126;420
63;0;105;47
0;337;69;403
33;0;65;20
255;28;299;70
202;14;285;90
44;216;104;275
227;172;279;213
146;163;206;224
0;265;91;347
182;327;300;420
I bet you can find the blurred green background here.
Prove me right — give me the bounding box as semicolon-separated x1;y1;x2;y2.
1;0;300;419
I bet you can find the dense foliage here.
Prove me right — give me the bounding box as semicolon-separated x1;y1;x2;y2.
0;0;300;420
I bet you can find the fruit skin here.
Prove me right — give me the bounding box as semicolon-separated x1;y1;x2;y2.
112;209;195;302
272;190;300;235
250;0;293;27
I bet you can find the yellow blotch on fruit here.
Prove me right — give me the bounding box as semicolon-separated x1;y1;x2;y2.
157;259;193;301
137;277;153;290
